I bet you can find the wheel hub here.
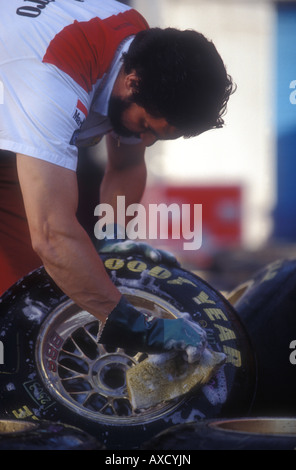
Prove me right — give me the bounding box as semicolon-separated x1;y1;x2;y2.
92;354;133;397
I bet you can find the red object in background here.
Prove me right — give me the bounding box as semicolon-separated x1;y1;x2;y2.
141;185;242;265
167;185;242;244
0;153;42;296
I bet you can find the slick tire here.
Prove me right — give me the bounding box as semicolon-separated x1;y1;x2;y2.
141;417;296;450
0;419;103;450
231;258;296;416
0;253;256;450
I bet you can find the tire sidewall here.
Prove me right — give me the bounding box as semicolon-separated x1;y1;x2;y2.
0;254;256;449
142;418;296;450
0;419;103;450
233;258;296;415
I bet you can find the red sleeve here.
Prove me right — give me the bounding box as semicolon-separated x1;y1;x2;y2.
43;9;149;92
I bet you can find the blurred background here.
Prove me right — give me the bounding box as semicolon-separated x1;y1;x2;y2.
82;0;296;292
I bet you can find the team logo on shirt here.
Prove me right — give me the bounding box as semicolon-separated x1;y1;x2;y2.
72;99;88;127
70;99;88;146
16;0;55;18
16;0;84;19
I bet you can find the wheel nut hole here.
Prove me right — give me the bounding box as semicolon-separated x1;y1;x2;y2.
100;365;126;390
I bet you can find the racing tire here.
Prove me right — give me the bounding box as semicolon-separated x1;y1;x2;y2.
231;258;296;416
141;417;296;450
0;253;256;449
0;419;104;450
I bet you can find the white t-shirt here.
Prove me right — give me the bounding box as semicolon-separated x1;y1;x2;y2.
0;0;148;170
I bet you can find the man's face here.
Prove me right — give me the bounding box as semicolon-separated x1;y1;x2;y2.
108;95;182;147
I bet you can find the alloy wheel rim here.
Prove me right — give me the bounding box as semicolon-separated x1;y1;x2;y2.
36;287;185;425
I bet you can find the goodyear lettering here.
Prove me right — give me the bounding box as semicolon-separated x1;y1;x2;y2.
204;308;228;322
127;260;147;272
214;324;236;342
193;291;216;305
167;277;196;287
103;257;242;368
222;345;242;367
105;258;125;270
148;266;171;279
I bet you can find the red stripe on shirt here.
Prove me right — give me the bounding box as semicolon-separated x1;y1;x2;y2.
42;9;149;92
77;99;88;117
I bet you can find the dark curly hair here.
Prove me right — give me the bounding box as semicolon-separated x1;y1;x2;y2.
122;28;235;137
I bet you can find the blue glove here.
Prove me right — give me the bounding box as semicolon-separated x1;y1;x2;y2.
96;224;179;266
98;296;207;363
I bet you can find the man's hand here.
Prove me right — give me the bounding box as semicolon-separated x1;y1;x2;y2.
96;224;180;266
98;296;207;363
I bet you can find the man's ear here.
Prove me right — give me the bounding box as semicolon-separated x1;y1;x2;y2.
124;72;140;97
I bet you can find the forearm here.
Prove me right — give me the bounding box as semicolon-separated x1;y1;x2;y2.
16;153;121;324
100;134;147;224
34;218;121;322
100;163;146;220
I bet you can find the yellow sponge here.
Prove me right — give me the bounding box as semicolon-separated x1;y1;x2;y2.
126;348;226;410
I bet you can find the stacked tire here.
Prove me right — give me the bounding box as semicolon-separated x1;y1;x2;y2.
0;419;103;450
141;417;296;450
229;258;296;417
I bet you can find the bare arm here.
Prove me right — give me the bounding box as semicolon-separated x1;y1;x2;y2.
16;137;146;323
100;133;147;223
17;153;121;323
